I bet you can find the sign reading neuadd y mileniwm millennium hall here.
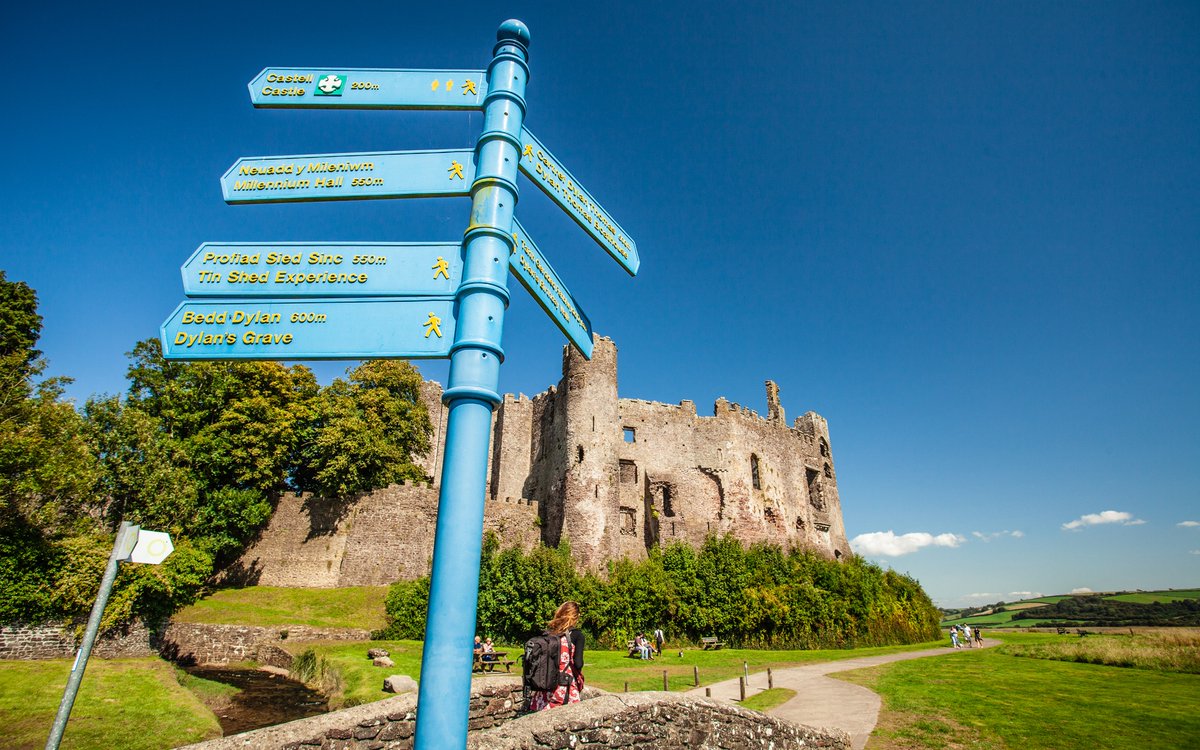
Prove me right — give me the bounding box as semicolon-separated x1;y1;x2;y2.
157;20;639;750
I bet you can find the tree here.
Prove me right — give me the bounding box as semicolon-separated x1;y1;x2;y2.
295;360;433;497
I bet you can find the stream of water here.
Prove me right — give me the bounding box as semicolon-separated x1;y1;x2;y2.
185;665;329;736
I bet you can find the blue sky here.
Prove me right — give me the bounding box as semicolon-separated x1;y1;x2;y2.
3;2;1197;607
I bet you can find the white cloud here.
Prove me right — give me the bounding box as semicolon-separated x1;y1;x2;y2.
850;530;966;557
972;530;1024;542
1061;510;1146;531
1071;587;1094;594
1178;521;1200;528
1008;591;1041;599
1190;550;1200;556
964;592;1002;600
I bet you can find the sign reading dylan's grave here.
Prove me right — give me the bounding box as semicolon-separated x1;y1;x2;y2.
509;220;593;359
160;299;455;360
181;242;463;297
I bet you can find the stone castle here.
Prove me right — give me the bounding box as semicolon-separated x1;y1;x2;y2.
231;336;851;586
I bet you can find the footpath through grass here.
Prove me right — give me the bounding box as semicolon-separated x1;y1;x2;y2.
0;657;222;750
834;635;1200;749
172;586;389;630
290;638;943;707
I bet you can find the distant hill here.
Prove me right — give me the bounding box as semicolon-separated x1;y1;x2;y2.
940;589;1200;628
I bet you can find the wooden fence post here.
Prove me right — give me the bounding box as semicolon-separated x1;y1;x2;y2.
738;676;746;701
693;665;699;686
768;668;773;690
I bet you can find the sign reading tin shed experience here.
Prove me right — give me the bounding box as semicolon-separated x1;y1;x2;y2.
181;242;463;297
161;299;456;360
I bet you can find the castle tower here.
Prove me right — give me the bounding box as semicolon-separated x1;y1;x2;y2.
548;336;622;567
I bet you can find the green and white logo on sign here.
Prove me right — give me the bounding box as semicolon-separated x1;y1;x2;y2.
315;74;345;96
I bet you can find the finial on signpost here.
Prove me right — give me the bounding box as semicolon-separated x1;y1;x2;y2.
496;18;531;51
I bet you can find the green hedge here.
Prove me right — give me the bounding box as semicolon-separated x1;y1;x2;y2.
378;533;941;649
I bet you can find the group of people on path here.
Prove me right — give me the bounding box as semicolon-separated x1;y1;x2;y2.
949;623;983;648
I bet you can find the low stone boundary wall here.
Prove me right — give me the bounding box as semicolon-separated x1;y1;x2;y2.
0;620;156;660
159;623;372;666
176;677;849;750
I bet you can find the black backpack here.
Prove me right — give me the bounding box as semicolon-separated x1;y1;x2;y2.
522;631;571;692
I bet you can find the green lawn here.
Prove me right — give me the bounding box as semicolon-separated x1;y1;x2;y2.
173;585;389;630
740;687;796;713
0;657;222;750
834;643;1200;749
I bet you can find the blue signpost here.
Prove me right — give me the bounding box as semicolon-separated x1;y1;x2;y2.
157;19;637;749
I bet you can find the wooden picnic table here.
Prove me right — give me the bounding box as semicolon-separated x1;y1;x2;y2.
473;650;516;673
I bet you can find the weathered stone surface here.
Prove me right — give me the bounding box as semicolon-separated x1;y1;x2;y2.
175;678;848;750
383;675;418;694
372;656;394;668
225;335;851;587
367;648;389;659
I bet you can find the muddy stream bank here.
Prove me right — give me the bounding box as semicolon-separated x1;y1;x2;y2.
184;664;329;736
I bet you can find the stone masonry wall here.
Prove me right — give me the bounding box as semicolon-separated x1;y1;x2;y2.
158;623;371;666
0;620;157;660
176;678;849;750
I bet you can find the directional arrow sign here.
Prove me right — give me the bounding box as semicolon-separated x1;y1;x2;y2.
181;242;463;298
222;149;475;204
161;299;456;360
518;128;639;276
249;68;487;110
509;220;593;359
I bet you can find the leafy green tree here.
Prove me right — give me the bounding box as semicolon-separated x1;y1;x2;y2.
295;360;432;497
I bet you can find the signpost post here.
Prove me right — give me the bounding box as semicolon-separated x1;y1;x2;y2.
44;523;173;750
156;18;638;749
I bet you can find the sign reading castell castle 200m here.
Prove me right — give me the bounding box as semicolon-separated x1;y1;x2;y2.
158;20;638;750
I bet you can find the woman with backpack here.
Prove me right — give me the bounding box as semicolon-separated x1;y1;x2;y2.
526;600;585;711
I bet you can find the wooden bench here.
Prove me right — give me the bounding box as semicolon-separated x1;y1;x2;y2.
473;651;517;673
700;636;725;650
1056;627;1068;635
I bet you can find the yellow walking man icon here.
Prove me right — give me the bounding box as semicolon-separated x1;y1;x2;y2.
424;312;443;338
448;160;465;180
432;256;451;280
461;80;477;96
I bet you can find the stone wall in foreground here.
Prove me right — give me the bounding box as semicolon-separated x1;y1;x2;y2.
175;676;850;750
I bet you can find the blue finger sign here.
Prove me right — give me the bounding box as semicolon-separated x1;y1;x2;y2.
519;128;639;276
221;149;475;204
160;299;456;360
509;220;593;359
250;68;487;110
181;242;462;298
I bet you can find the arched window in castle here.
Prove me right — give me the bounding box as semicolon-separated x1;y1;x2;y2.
819;438;830;458
750;454;761;490
619;460;638;484
662;484;675;517
577;445;585;464
823;462;833;479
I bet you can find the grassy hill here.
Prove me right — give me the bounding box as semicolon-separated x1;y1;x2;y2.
941;589;1200;628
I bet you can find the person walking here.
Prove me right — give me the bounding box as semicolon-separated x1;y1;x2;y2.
950;625;960;649
653;627;665;656
527;601;585;711
974;626;984;646
962;624;973;648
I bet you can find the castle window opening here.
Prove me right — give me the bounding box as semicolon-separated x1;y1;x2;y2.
619;460;638;484
577;445;584;463
819;438;830;457
662;485;675;517
619;506;637;536
824;462;833;479
795;517;805;530
623;427;636;443
806;467;825;510
834;549;842;559
750;454;761;490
